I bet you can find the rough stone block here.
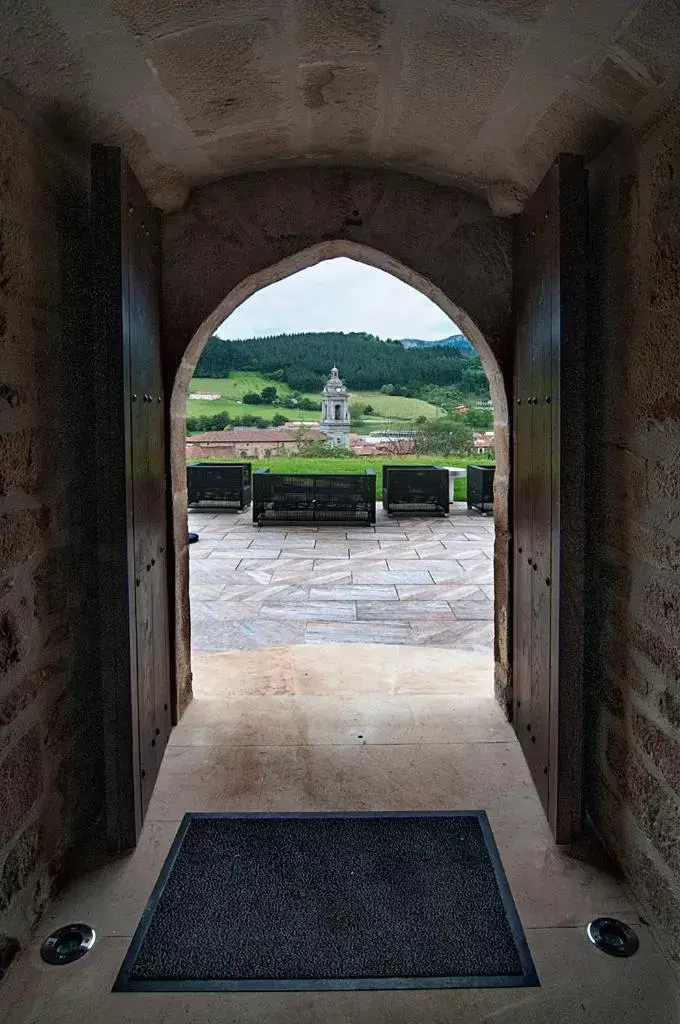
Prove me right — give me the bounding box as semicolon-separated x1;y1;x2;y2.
658;688;680;730
0;673;40;732
0;610;21;676
0;429;36;497
0;932;20;980
0;727;41;846
627;846;680;961
0;508;49;571
605;724;680;875
632;709;680;796
632;620;680;685
631;520;680;572
32;549;69;624
0;819;40;914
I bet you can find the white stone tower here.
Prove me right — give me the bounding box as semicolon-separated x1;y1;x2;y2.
320;366;351;448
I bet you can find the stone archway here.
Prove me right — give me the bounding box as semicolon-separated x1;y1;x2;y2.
169;239;510;720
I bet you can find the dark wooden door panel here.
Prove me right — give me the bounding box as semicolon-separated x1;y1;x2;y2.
513;155;587;842
513;245;533;751
529;229;552;809
93;145;172;842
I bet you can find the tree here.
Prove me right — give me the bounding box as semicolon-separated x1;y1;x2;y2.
297;396;322;411
260;385;278;403
293;429;354;459
380;383;396;395
242;392;262;405
349;402;367;428
363;404;374;415
272;413;287;426
464;407;494;428
413;418;474;456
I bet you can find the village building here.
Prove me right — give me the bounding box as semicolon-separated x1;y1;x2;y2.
186;427;326;460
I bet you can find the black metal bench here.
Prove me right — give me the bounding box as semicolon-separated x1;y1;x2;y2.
187;462;252;511
467;464;495;514
383;465;449;517
253;469;376;525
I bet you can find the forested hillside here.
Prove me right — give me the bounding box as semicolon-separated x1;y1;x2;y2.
195;331;489;398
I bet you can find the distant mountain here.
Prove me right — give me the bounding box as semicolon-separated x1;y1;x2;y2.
399;334;476;355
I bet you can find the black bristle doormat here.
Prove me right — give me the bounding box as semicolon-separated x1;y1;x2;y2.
113;811;539;992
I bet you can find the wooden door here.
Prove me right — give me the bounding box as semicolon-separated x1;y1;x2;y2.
92;145;172;847
512;155;587;843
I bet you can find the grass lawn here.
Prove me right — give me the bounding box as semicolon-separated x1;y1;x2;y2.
187;373;441;423
187;455;495;501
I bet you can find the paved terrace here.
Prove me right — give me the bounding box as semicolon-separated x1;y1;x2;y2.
189;503;494;652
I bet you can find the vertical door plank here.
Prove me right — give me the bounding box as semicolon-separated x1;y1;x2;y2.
549;156;588;842
512;155;587;842
512;228;533;753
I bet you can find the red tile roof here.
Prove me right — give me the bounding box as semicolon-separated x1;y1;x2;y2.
187;428;326;443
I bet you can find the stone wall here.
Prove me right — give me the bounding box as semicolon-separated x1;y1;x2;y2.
162;167;514;717
587;96;680;963
0;102;101;974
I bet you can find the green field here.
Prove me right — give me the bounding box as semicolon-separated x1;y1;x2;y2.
187;373;441;423
186;455;494;501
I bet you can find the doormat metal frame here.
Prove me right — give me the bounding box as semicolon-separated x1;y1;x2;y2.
113;810;539;993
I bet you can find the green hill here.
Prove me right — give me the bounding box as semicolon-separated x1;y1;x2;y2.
194;331;489;398
187;372;440;425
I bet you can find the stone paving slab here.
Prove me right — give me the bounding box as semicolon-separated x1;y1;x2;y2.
189;503;494;653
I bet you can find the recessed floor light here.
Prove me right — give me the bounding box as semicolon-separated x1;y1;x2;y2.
587;918;639;958
40;924;96;965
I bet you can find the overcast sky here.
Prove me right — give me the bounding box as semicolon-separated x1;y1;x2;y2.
216;257;461;341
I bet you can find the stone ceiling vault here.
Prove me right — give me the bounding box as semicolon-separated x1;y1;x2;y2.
1;0;679;211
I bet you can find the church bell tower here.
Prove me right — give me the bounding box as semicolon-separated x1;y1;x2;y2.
320;366;351;448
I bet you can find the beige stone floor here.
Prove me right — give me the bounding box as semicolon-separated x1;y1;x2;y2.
188;503;494;651
2;645;679;1022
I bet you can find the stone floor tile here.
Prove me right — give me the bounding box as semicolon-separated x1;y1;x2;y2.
352;569;434;584
191;648;295;697
278;537;317;550
309;546;350;558
188;583;226;600
414;542;447;556
305;621;414;644
450;601;494;620
303;566;354;584
170;696;304;747
428;565;475;584
357;600;454;620
408;620;492;648
259;601;357;622
407;695;513;743
372;545;421;559
309;585;398;602
191;619;306;651
186;545;217;558
396;583;482;602
207;537;254;549
145;745;268;820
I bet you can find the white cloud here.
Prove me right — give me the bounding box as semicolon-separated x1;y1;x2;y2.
216;257;460;341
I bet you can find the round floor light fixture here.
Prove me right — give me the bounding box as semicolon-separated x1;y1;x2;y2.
188;532;199;544
40;924;96;965
587;917;639;958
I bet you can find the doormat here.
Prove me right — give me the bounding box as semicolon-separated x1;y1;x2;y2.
113;811;539;992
